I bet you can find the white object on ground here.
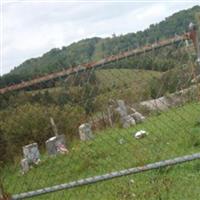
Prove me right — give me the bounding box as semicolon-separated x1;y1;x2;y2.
134;130;148;139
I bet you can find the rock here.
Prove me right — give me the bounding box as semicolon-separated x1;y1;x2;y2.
23;143;40;164
131;112;145;123
79;123;94;141
20;158;29;174
46;134;67;155
122;115;136;128
140;97;170;111
134;130;148;139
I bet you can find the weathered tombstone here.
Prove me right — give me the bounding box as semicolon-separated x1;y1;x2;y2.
20;158;29;174
79;123;94;141
23;143;40;165
45;134;67;155
116;100;136;128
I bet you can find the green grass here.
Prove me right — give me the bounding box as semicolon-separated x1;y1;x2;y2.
2;102;200;200
30;69;161;95
95;69;161;90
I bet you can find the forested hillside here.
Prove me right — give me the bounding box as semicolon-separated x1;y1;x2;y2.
0;5;199;87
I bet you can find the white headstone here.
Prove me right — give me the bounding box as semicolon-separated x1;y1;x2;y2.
46;134;67;155
23;143;40;164
79;123;94;141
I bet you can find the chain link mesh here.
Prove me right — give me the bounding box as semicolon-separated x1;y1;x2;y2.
1;25;200;200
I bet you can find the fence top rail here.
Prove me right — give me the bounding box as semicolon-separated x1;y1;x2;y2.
11;152;200;200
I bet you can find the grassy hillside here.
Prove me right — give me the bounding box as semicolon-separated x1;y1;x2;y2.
0;69;161;112
0;5;199;87
96;69;161;91
1;6;200;200
3;101;200;199
30;69;161;95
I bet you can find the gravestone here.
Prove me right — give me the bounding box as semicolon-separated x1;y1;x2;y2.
79;123;94;141
20;158;29;174
45;134;67;155
116;100;136;128
23;143;40;165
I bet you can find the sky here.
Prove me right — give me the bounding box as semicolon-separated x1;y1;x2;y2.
0;0;199;75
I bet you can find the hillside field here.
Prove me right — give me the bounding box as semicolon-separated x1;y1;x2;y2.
2;101;200;200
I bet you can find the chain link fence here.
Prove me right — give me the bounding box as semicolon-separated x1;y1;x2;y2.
1;23;200;200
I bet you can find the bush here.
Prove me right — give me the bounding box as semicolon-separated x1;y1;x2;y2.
0;103;85;161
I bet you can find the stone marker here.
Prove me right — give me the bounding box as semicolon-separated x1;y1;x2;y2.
122;115;136;128
79;123;94;141
20;158;29;174
140;96;170;111
23;143;40;165
45;134;67;155
116;100;136;128
131;111;145;123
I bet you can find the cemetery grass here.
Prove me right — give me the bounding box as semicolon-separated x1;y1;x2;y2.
3;102;200;200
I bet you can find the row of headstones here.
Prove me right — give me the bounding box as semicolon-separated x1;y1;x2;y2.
21;123;93;174
21;100;144;173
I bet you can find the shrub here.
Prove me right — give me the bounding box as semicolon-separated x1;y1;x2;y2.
0;103;85;161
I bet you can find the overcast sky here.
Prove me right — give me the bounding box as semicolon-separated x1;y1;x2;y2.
1;0;199;75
